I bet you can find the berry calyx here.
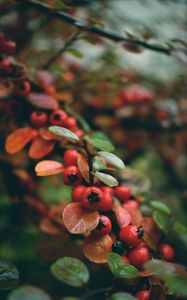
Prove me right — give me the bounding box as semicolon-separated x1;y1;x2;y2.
159;243;174;261
119;225;143;247
64;149;79;166
114;186;132;202
92;215;112;236
71;185;86;202
49;109;68;126
81;186;104;210
30;111;48;127
128;246;150;268
112;240;128;255
15;81;31;96
134;290;150;300
63;166;82;186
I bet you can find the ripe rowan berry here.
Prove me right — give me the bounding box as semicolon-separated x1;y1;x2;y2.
119;225;143;247
99;192;113;211
64;149;79;166
30;111;48;127
159;243;174;261
63;166;82;186
129;246;150;268
74;129;84;138
121;255;130;264
123;199;139;210
114;186;131;202
92;215;112;236
49;109;68;126
134;290;150;300
71;185;86;202
81;186;104;210
100;186;113;195
65;117;77;130
15;81;31;96
45;85;56;97
112;240;128;255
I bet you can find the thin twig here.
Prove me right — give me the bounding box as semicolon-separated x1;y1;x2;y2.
83;140;94;186
16;0;174;56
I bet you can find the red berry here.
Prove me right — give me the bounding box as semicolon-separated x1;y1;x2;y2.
31;129;39;140
45;85;56;97
63;166;82;186
100;186;113;195
65;117;77;130
114;186;131;202
134;290;150;300
30;111;48;127
159;243;174;261
15;81;31;96
121;255;130;264
71;185;86;202
123;200;139;210
129;247;150;268
99;192;113;211
81;186;104;210
119;225;143;247
0;40;16;54
92;215;112;236
74;129;84;138
64;149;79;166
49;109;68;126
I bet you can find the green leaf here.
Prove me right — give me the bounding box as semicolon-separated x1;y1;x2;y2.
85;132;114;152
153;211;170;233
7;285;51;300
61;298;80;300
107;253;138;279
94;171;118;187
164;275;187;297
93;156;107;171
67;48;84;59
50;257;89;287
98;151;125;170
54;0;68;9
173;221;187;248
108;293;137;300
150;200;171;215
145;259;176;277
0;260;19;290
49;126;80;143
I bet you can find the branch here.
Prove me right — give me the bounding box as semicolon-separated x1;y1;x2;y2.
16;0;176;56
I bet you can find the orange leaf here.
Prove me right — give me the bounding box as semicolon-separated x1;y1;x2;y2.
77;154;90;183
83;234;113;263
142;217;161;250
5;127;33;154
40;217;61;235
35;160;64;176
28;93;58;109
123;201;143;226
29;138;55;159
39;127;57;141
62;202;99;234
114;205;131;228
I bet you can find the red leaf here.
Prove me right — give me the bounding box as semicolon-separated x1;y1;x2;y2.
83;234;113;263
35;160;64;176
5;127;33;154
142;217;161;250
123;201;143;225
114;205;131;228
62;202;99;234
77;154;90;183
39;127;57;141
29;138;55;159
28;93;58;109
40;217;61;235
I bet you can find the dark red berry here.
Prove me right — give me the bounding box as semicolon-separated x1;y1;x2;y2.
15;81;31;96
65;117;77;130
64;149;79;166
71;185;86;202
63;166;82;186
119;225;143;247
49;109;68;126
81;186;104;210
0;40;16;54
30;111;48;127
121;255;130;264
112;240;127;255
129;246;150;268
114;186;131;202
159;243;174;261
99;192;113;211
134;290;150;300
92;215;112;236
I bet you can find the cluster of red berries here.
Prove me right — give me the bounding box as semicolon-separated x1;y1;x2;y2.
61;158;175;300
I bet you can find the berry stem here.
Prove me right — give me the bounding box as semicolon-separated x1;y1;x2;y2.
83;140;94;186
